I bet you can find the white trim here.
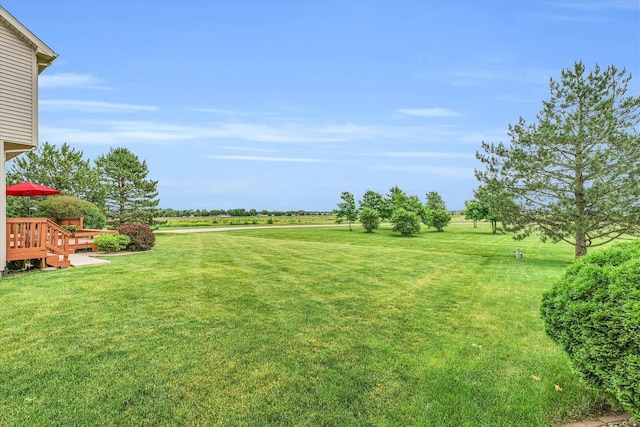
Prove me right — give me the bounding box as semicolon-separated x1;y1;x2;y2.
0;6;57;74
33;49;38;145
0;145;6;274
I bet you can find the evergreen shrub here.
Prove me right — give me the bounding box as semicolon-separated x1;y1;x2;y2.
117;223;155;251
82;205;107;229
93;234;129;252
116;234;131;250
540;241;640;418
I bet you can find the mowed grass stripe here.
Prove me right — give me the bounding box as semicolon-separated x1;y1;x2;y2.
0;225;605;426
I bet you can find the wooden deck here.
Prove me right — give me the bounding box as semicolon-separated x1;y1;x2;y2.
6;218;115;269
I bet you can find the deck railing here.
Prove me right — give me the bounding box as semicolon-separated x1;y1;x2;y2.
6;218;71;266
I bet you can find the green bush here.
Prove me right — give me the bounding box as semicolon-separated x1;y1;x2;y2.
62;225;79;233
540;241;640;419
391;208;421;236
424;208;452;232
93;233;130;253
359;207;381;233
93;234;120;253
117;223;155;251
81;204;107;229
116;234;131;250
37;195;106;229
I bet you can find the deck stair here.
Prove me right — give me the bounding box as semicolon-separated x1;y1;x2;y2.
46;254;71;268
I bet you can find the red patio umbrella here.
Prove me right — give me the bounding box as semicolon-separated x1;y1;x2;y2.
6;182;60;216
6;182;61;197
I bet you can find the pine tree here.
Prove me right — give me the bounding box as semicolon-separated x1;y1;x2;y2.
476;62;640;257
94;147;160;227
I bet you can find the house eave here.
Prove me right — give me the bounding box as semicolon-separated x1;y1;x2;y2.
0;6;58;74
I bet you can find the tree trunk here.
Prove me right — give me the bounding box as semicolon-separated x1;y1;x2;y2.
573;120;587;258
473;220;477;228
575;232;588;258
491;220;497;234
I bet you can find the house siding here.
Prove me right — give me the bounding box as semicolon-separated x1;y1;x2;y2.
0;18;37;148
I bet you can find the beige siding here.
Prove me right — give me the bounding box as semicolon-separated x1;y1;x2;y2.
0;20;37;147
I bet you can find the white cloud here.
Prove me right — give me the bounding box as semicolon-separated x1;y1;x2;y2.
160;179;252;196
549;14;606;22
202;122;393;143
449;67;553;87
40;100;158;113
373;151;473;159
458;130;509;144
492;94;540;103
40;119;390;146
38;113;493;150
548;1;639;11
397;107;461;118
207;155;326;163
194;108;250;115
373;165;475;179
39;73;105;89
217;145;277;153
40;121;184;145
193;108;277;118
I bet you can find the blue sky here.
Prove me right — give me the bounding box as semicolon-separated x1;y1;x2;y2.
3;0;639;211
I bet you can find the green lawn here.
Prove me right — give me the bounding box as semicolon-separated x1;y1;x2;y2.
0;223;613;426
156;215;337;229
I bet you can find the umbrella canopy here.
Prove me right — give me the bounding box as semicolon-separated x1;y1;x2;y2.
6;182;60;197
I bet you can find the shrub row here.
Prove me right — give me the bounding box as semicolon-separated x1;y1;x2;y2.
93;224;155;253
93;234;130;253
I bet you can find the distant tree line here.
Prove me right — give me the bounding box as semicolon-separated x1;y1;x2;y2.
156;208;333;218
